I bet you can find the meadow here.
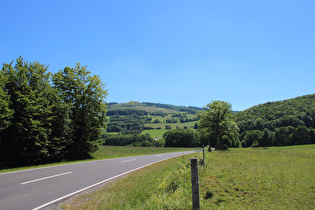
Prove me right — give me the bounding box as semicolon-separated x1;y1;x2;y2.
61;145;315;209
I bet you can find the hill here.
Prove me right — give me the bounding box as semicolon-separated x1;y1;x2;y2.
234;93;315;147
107;101;202;115
105;102;201;139
104;94;315;147
235;94;315;122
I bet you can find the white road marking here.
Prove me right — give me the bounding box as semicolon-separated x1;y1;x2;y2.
21;172;72;185
121;159;136;163
32;156;181;210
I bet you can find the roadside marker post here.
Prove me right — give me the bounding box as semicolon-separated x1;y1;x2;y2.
191;158;200;209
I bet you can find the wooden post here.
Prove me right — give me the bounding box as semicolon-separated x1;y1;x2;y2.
203;145;205;160
191;158;200;209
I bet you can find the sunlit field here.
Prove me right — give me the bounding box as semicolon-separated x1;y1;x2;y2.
62;145;315;209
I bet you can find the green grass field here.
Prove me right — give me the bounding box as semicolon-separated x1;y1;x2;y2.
61;145;315;209
141;129;167;139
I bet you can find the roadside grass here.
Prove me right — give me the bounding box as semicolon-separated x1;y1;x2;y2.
0;146;194;174
61;144;315;209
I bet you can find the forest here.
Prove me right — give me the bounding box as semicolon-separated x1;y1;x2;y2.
0;57;107;168
234;94;315;147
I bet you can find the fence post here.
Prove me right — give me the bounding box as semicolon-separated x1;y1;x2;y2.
191;158;200;209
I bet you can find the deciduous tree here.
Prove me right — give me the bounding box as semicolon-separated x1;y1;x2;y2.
52;64;108;159
198;101;239;150
0;57;55;166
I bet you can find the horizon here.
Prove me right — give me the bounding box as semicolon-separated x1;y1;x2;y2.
107;92;314;111
1;1;314;111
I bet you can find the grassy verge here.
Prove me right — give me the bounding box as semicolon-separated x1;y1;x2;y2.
61;145;315;209
0;146;194;174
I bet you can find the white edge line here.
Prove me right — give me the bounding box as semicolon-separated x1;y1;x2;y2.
21;172;72;185
32;154;185;210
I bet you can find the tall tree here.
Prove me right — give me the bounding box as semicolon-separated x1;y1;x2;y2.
0;71;13;133
52;64;108;159
0;57;55;166
198;101;238;150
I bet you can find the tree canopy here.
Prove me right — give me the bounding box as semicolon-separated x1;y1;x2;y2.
234;94;315;147
198;101;239;150
0;57;108;168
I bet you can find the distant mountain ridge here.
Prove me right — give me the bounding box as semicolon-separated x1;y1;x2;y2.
107;101;203;115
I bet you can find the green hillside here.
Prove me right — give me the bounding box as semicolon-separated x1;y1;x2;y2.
104;94;315;148
104;102;201;145
234;93;315;147
235;94;315;122
107;101;202;114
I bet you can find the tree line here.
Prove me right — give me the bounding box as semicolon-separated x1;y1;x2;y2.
106;109;149;116
0;57;107;168
102;133;164;147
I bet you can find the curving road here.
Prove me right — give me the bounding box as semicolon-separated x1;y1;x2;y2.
0;151;196;210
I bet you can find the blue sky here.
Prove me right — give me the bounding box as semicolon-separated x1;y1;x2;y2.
1;0;314;111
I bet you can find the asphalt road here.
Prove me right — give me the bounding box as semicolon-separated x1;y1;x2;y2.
0;151;196;210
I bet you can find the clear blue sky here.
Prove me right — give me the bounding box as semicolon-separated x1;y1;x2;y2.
1;0;314;111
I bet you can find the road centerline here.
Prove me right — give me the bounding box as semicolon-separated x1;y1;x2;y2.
155;154;164;157
121;159;136;163
21;171;72;185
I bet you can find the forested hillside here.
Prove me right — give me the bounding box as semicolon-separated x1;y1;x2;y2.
234;94;315;147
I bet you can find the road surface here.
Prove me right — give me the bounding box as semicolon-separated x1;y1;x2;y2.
0;151;196;210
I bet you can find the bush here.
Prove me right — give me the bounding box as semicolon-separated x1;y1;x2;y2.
164;129;199;147
165;125;172;130
103;133;153;146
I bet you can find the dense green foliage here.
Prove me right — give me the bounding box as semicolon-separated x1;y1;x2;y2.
234;94;315;147
106;109;148;116
102;133;163;147
163;129;199;147
198;101;240;150
0;57;107;168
